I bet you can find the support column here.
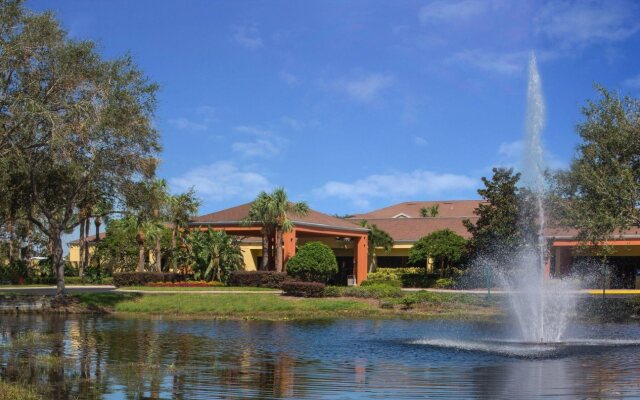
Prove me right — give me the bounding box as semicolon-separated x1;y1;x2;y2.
544;248;552;280
354;235;368;285
282;229;296;271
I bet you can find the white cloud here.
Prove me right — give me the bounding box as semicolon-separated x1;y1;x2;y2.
281;117;319;130
279;71;300;86
419;0;492;24
535;0;640;49
314;170;477;208
328;73;395;103
234;125;272;136
168;117;207;131
196;106;216;120
414;136;428;146
498;140;523;159
170;161;271;202
446;50;527;75
232;139;280;158
624;74;640;89
232;25;264;49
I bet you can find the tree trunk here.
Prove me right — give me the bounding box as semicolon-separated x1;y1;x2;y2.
260;231;269;271
95;218;101;279
78;217;86;277
24;221;33;261
155;236;162;272
275;228;283;272
8;217;14;262
138;242;145;272
51;230;65;296
83;216;91;272
171;227;177;273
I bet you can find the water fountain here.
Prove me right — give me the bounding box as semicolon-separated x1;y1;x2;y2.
503;52;578;343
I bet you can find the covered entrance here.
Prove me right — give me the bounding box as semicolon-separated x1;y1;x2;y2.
190;203;370;285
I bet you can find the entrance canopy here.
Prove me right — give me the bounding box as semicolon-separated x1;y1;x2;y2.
190;203;370;284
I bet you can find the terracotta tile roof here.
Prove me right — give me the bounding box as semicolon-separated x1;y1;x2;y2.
352;199;486;219
192;202;368;232
352;217;478;241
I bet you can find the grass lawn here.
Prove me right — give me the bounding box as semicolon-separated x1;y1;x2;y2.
118;286;279;292
72;290;501;320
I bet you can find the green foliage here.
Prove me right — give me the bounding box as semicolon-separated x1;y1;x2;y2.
112;272;184;287
228;271;289;288
286;241;338;283
95;217;141;272
550;86;640;247
365;270;402;286
323;282;402;299
463;168;538;267
409;229;467;276
245;187;309;271
434;278;455;289
359;220;394;272
185;229;244;283
0;1;160;294
281;281;326;297
420;204;440;217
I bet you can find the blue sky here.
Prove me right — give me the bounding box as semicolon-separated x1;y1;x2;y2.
30;0;640;216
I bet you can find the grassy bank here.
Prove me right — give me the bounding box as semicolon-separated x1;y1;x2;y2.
72;291;502;320
118;286;279;292
0;381;41;400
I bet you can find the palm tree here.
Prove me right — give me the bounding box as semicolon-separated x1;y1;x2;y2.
420;204;440;218
245;192;277;271
270;188;309;272
167;189;201;272
360;220;394;272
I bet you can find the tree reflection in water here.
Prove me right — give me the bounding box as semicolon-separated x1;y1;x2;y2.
1;315;640;399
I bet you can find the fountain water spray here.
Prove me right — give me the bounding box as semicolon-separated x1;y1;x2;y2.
500;53;578;343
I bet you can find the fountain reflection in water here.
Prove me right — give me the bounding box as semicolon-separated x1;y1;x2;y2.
498;53;578;343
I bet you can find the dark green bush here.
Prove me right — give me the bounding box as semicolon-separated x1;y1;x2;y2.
400;273;438;288
112;272;185;287
286;242;338;283
228;271;289;288
0;260;29;284
281;281;326;297
323;282;402;299
362;278;402;288
434;277;455;289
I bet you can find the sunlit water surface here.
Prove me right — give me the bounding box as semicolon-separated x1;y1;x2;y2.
1;315;640;399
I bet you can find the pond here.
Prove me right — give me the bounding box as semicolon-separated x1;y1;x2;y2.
1;315;639;399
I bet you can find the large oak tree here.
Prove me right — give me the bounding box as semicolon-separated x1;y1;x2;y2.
0;1;160;295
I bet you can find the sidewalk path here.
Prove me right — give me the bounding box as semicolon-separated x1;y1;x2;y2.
0;285;116;296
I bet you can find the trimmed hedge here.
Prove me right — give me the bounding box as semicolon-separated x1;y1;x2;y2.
112;272;185;287
281;281;326;297
324;282;402;299
228;271;289;288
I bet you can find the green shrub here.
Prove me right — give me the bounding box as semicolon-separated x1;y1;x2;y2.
400;273;438;288
362;277;402;288
112;272;185;287
323;286;343;297
0;260;29;284
286;242;338;283
228;271;289;288
281;281;326;297
434;277;455;288
379;300;395;309
324;283;402;299
365;270;402;286
401;296;418;309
